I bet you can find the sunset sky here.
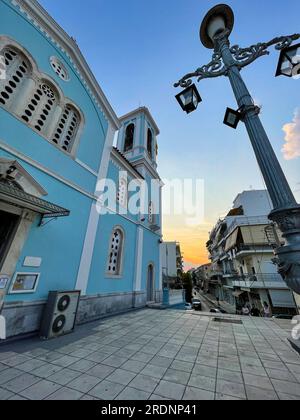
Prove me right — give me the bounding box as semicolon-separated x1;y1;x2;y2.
40;0;300;270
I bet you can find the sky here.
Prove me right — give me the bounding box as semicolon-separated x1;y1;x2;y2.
39;0;300;269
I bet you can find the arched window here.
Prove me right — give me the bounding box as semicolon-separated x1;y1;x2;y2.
124;123;134;152
148;201;154;224
117;177;128;208
147;129;153;159
21;81;59;135
107;228;124;276
0;39;83;156
0;46;31;110
52;104;80;152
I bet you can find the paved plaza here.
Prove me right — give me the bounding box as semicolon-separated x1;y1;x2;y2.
0;309;300;400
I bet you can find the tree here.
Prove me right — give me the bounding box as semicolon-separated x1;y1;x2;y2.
182;272;193;303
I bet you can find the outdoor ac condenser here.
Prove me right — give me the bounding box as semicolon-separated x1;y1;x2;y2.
40;290;81;340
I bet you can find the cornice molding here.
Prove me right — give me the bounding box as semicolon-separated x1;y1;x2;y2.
10;0;120;130
119;107;160;136
131;157;161;181
111;148;144;182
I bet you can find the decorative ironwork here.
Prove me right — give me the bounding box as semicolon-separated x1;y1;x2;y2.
174;52;227;88
231;34;300;69
174;33;300;87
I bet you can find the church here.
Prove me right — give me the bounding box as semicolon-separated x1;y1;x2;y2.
0;0;162;338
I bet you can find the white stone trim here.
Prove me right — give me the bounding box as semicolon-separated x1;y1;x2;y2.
75;158;98;177
0;206;35;278
134;226;144;292
131;157;160;180
0;202;22;216
110;149;144;182
159;241;163;290
119;107;159;135
135;116;141;157
75;124;115;295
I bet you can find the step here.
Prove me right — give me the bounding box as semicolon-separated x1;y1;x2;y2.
289;338;300;355
146;303;168;310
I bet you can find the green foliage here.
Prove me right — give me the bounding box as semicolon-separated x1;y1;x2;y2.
182;272;193;303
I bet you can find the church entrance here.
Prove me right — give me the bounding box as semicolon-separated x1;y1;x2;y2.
147;264;154;302
0;210;20;271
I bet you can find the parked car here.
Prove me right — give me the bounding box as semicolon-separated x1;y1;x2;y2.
210;308;221;314
192;299;202;311
185;303;193;310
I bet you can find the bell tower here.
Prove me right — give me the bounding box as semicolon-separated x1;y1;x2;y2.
116;107;160;175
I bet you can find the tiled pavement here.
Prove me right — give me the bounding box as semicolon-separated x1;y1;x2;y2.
0;309;300;400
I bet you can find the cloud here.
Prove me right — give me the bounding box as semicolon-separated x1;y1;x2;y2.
282;109;300;160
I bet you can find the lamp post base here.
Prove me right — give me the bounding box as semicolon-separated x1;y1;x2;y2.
269;205;300;294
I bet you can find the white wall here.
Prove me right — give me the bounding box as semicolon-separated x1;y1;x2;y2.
233;190;272;216
161;242;177;277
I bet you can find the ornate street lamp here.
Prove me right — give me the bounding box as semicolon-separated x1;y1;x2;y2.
175;84;202;114
174;4;300;294
276;43;300;78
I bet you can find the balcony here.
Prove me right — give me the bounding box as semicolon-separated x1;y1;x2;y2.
231;274;288;290
209;270;223;279
235;244;273;258
225;216;270;238
223;269;238;278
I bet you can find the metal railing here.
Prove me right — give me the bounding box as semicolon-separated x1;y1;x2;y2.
231;273;286;289
235;244;272;253
226;215;270;232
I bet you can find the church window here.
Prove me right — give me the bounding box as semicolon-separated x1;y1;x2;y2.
21;81;59;135
52;104;80;152
124;123;134;152
50;57;69;81
0;46;31;109
148;201;154;224
0;39;83;156
117;177;128;208
147;128;153;159
107;228;124;276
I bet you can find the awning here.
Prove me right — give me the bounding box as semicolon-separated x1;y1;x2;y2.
232;290;246;298
240;225;266;245
0;181;70;218
225;228;239;251
269;290;296;309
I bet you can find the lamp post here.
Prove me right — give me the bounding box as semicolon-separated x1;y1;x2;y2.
174;4;300;294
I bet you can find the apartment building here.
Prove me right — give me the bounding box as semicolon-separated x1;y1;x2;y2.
206;190;297;316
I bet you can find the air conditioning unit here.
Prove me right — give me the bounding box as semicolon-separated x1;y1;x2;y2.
40;290;81;340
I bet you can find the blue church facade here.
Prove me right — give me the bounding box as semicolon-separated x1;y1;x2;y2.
0;0;162;338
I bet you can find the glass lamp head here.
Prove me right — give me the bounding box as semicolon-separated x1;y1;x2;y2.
200;4;235;49
175;84;202;114
276;43;300;78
